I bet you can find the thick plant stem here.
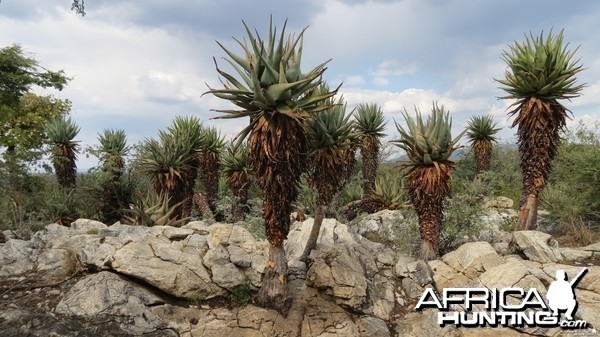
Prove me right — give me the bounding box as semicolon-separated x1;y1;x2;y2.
255;244;292;316
420;240;438;261
299;203;325;262
516;194;538;230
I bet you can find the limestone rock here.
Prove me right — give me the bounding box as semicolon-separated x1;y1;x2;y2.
406;260;433;286
394;255;417;278
307;245;368;310
350;209;405;243
512;231;564;263
181;220;211;235
70;218;108;233
162;227;193;240
55;271;175;335
393;308;460;337
356;316;390;337
441;241;504;278
0;239;35;276
428;259;471;291
228;244;252;267
210;262;245;290
111;238;224;300
559;247;593;262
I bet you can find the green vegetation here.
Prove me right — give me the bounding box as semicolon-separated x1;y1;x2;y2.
392;102;464;260
0;27;599;313
204;19;338;314
497;29;585;230
354;103;386;196
465;115;500;175
231;281;253;306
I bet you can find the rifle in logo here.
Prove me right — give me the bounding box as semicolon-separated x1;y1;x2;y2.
546;267;588;321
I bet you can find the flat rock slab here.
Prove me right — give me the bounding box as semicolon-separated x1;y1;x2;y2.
512;231;564;263
55;271;176;336
442;241;504;278
111;239;224;300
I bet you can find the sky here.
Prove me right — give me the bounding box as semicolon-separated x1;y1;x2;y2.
1;0;600;170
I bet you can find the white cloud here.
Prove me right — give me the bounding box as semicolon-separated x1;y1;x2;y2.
2;0;600;170
339;75;365;86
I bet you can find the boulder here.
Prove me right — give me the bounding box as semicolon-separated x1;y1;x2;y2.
393;308;460;337
349;210;405;243
406;260;433;287
111;238;224;300
55;271;176;335
70;218;108;233
428;259;471;291
0;239;35;276
512;231;564;263
559;247;593;262
307;245;368;310
441;241;504;278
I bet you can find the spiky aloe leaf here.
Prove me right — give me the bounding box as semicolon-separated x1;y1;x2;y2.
221;142;252;188
466;115;500;143
496;29;585;107
466;115;501;174
392;102;464;166
496;30;585;231
46;116;80;189
200;126;226;154
203;19;338;147
372;173;408;210
354;103;386;138
98;129;128;169
167;116;204;154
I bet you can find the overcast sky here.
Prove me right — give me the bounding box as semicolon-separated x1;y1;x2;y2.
2;0;599;169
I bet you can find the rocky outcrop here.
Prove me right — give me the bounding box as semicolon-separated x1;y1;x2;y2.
1;215;599;336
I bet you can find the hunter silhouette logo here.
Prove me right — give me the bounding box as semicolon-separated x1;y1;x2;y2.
546;268;588;321
416;267;589;329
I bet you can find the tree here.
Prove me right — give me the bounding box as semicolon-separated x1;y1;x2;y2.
392;103;464;260
96;129;129;224
46;116;80;189
221;142;253;222
167;116;203;219
138;132;191;219
354;103;386;196
465;115;500;174
204;19;337;315
300;91;356;261
496;30;585;230
0;44;70;185
199;126;225;216
0;44;68;108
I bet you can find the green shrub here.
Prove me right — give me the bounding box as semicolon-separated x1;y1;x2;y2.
239;216;266;240
231;281;253;306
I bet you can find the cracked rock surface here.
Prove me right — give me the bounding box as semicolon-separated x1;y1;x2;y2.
0;212;599;336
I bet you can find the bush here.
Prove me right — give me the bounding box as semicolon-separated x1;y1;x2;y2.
231;281;253;306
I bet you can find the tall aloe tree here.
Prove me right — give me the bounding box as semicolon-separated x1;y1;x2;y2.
204;19;337;314
221;142;253;221
199;126;225;215
138;132;191;220
354;103;386;195
97;129;129;224
299;92;356;261
466;115;500;174
46;116;80;189
496;30;584;230
392;103;464;260
167;116;203;218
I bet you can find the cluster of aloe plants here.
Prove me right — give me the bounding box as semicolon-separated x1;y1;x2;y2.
35;19;585;317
